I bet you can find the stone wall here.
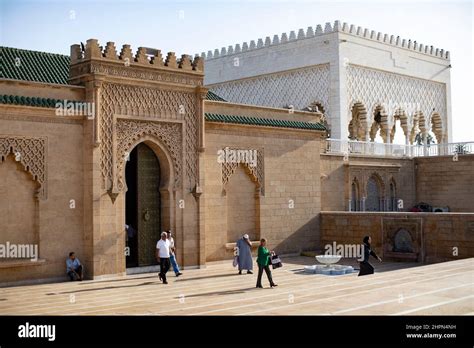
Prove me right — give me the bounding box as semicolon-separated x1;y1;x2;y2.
204;100;323;123
415;155;474;212
320;212;474;264
204;122;323;261
320;153;416;212
0;105;84;284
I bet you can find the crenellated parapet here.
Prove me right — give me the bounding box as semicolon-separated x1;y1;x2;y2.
199;20;449;61
71;39;204;71
69;39;204;85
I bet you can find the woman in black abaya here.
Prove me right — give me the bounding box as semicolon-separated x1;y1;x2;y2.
358;235;382;276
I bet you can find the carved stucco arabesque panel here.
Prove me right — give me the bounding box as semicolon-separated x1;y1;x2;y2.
349;166;399;198
221;148;265;195
100;82;198;192
0;136;47;199
210;64;330;117
116;120;183;191
346;64;447;135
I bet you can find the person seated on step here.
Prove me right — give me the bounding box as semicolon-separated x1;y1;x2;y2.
66;252;83;281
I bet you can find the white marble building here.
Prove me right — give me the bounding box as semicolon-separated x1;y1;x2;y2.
201;20;452;144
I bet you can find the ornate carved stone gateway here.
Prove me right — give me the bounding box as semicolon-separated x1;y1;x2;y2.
64;38;207;274
100;81;195;190
116;119;183;191
0;136;47;199
69;39;205;201
98;80;200;198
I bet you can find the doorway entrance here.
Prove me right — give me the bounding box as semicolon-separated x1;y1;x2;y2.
125;143;161;268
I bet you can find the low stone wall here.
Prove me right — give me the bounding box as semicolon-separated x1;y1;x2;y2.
320;212;474;264
415;154;474;212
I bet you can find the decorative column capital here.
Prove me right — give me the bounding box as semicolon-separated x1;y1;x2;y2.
195;86;208;100
93;80;104;89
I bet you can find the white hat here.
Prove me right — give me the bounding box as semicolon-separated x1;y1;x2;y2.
243;234;249;239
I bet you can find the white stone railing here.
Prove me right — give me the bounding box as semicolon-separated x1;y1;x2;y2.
324;139;474;158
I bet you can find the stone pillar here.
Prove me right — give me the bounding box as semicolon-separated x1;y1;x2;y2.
195;86;207;267
332;31;346;140
385;125;392;156
93;80;103;147
422;132;428;156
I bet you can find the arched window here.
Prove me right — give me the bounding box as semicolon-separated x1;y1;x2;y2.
369;105;388;143
366;175;383;211
349;103;368;141
431;113;443;144
390;110;409;145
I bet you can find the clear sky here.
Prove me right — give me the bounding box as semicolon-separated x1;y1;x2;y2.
1;0;473;142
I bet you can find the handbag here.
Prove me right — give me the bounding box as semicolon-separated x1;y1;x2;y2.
232;256;239;267
270;254;282;269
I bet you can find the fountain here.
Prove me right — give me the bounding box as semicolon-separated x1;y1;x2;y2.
304;255;354;275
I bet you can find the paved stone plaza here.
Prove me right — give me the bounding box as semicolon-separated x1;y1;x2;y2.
1;256;472;316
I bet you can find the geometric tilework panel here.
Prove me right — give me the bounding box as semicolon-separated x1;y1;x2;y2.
210;64;330;118
346;64;447;133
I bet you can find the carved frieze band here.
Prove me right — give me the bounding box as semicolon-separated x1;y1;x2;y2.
73;62;203;87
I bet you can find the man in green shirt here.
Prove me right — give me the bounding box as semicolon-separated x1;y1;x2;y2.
256;238;277;288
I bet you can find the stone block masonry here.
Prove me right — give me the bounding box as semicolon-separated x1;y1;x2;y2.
320;212;474;264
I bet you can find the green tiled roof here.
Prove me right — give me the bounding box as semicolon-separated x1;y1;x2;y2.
1;46;70;84
0;95;83;108
206;91;226;102
205;113;326;131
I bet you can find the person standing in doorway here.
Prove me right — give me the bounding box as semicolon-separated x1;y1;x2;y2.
156;232;171;284
236;234;253;275
358;235;382;276
256;238;277;288
167;230;182;277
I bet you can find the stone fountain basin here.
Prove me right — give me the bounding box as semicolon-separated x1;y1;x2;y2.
316;254;342;265
303;264;354;275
